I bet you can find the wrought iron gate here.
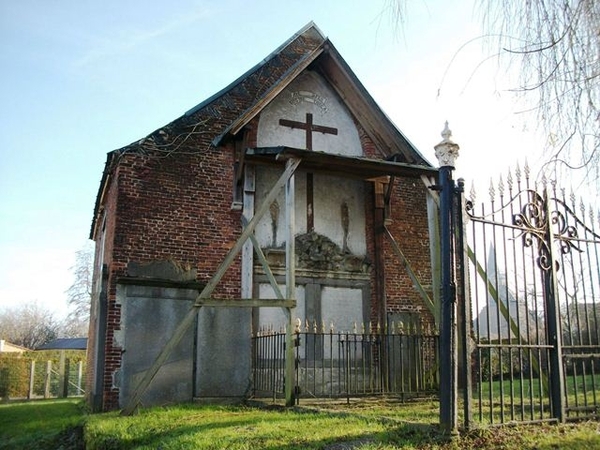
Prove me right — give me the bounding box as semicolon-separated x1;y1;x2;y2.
462;168;600;426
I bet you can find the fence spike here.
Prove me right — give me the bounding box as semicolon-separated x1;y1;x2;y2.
489;178;495;202
498;174;505;198
570;189;576;207
313;319;318;334
398;321;405;335
507;168;513;192
362;322;366;334
305;319;310;332
541;173;547;190
469;181;477;205
515;161;522;184
524;159;530;180
321;320;326;334
330;321;335;334
353;321;357;334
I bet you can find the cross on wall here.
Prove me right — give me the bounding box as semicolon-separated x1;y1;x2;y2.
278;113;338;232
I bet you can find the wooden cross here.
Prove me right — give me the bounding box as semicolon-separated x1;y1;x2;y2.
279;113;338;232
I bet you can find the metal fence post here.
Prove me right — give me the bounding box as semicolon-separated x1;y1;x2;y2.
44;361;52;398
58;351;66;398
28;360;35;399
77;361;84;395
542;188;566;422
434;123;460;434
455;178;473;429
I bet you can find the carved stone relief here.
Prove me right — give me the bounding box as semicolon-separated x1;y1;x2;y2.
260;231;369;274
288;90;328;114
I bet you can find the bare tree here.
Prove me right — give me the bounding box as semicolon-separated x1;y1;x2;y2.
66;243;93;324
481;0;600;186
0;302;60;349
388;0;598;186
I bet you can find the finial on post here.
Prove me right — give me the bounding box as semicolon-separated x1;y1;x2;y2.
434;121;460;168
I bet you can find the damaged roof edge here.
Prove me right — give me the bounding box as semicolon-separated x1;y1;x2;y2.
185;21;326;118
89;23;326;240
212;46;325;147
89;151;118;240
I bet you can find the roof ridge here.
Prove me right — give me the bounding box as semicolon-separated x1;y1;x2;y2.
185;22;326;117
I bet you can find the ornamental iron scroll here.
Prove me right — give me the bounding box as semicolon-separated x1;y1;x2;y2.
513;191;598;271
511;191;560;270
466;187;600;272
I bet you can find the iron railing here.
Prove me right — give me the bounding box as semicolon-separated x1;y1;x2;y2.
251;324;438;402
463;168;600;426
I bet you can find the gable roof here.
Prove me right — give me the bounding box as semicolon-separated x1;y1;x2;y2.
36;338;88;351
0;339;30;353
91;22;432;238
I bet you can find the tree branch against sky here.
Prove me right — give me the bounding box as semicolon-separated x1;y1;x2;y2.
66;244;93;324
0;302;60;349
391;0;599;188
480;0;600;187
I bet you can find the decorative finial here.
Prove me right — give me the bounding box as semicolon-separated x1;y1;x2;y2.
434;121;460;168
441;121;452;140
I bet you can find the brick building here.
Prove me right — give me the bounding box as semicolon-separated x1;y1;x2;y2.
88;22;439;412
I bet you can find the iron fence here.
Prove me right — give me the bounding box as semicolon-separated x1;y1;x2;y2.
463;168;600;426
251;324;438;402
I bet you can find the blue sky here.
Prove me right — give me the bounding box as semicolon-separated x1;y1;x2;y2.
0;0;546;317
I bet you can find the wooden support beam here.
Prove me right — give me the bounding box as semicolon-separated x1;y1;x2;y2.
384;226;439;325
241;216;285;302
421;174;442;324
241;165;255;299
121;158;301;416
198;298;296;308
284;158;296;407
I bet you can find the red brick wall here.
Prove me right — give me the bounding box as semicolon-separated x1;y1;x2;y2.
384;177;435;328
95;141;245;410
93;117;434;410
87;168;119;410
358;124;435;329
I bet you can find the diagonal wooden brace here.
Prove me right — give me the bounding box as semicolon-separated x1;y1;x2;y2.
121;158;301;416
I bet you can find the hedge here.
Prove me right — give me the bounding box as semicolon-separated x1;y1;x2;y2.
0;351;86;399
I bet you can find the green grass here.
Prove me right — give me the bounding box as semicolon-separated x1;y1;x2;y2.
474;373;600;423
0;398;85;450
84;399;600;450
2;398;600;449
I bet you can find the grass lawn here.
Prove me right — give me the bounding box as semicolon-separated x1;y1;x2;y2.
84;399;600;450
0;398;85;450
1;398;599;449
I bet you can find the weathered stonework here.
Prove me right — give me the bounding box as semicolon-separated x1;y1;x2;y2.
295;232;369;273
261;232;370;274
